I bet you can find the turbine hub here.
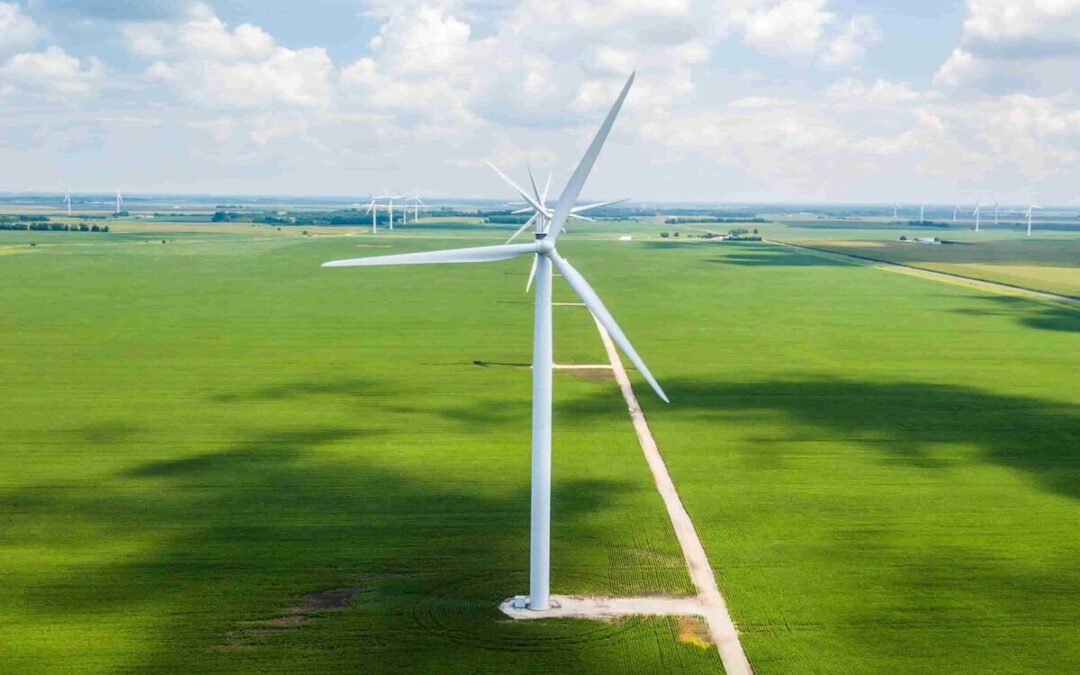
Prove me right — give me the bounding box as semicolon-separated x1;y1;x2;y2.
535;237;554;254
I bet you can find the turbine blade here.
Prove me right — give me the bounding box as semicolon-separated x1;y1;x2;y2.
572;198;628;213
527;164;542;205
486;161;546;214
323;243;536;268
525;255;538;293
568;213;597;223
511;207;533;215
506;213;539;244
549;251;668;402
548;72;634;242
542;174;552;207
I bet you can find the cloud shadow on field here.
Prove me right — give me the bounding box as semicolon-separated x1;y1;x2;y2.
560;377;1080;501
947;295;1080;333
706;246;848;267
2;421;664;672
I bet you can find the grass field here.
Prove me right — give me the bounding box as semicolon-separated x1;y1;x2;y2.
758;229;1080;297
2;220;1078;673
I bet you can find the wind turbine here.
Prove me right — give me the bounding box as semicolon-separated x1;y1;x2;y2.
363;194;386;233
893;203;899;221
488;163;628;292
408;189;426;222
972;203;981;232
321;74;663;612
953;203;960;223
994;202;1000;226
115;191;123;215
63;190;72;216
1026;205;1042;236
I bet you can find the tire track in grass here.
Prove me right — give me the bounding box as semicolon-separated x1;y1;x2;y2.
589;314;754;675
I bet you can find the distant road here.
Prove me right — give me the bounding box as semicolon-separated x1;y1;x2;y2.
768;239;1080;307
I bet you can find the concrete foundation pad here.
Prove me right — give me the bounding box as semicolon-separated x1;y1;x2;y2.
499;595;703;621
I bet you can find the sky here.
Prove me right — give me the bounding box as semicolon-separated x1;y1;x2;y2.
0;0;1078;204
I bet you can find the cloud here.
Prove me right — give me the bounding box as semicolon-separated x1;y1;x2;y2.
828;78;926;107
124;3;332;108
0;2;43;51
935;1;1080;91
722;0;879;68
0;45;104;96
820;15;881;68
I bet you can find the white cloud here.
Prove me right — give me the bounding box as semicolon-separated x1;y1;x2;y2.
0;46;104;96
827;78;926;107
0;2;42;52
726;0;835;58
124;4;332;108
963;0;1080;49
821;15;881;68
722;0;879;68
935;1;1080;91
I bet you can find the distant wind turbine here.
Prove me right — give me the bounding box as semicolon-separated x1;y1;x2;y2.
1026;205;1042;236
321;74;663;613
953;203;960;223
115;191;123;215
972;203;981;232
63;190;72;216
920;202;926;223
994;202;1000;225
892;203;899;221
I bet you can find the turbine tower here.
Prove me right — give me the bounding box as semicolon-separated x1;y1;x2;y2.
892;203;898;221
115;191;123;215
953;203;960;223
321;74;663;612
64;191;72;216
363;194;386;233
972;203;981;232
1026;205;1042;236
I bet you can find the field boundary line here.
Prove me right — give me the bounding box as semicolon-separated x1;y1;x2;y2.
590;314;754;675
768;239;1080;306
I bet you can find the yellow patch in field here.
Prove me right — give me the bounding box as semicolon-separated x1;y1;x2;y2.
676;616;713;648
931;263;1080;296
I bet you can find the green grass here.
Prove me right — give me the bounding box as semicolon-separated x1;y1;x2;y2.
3;220;1079;673
0;225;718;673
775;236;1080;297
560;237;1079;674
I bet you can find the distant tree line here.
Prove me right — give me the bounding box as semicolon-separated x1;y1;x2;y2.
0;221;108;232
664;216;767;224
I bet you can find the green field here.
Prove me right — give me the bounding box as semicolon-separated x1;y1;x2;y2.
2;220;1078;673
777;235;1080;298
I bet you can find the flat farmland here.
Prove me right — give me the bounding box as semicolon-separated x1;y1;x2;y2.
2;222;1078;673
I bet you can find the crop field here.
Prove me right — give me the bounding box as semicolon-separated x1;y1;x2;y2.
2;219;1079;673
774;234;1080;297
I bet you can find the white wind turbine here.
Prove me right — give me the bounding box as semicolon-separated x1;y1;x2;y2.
115;191;123;215
322;74;664;612
972;203;981;232
407;189;426;222
1026;204;1042;236
953;203;960;223
892;203;899;221
363;194;387;233
64;190;72;216
487;162;627;291
920;202;926;223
